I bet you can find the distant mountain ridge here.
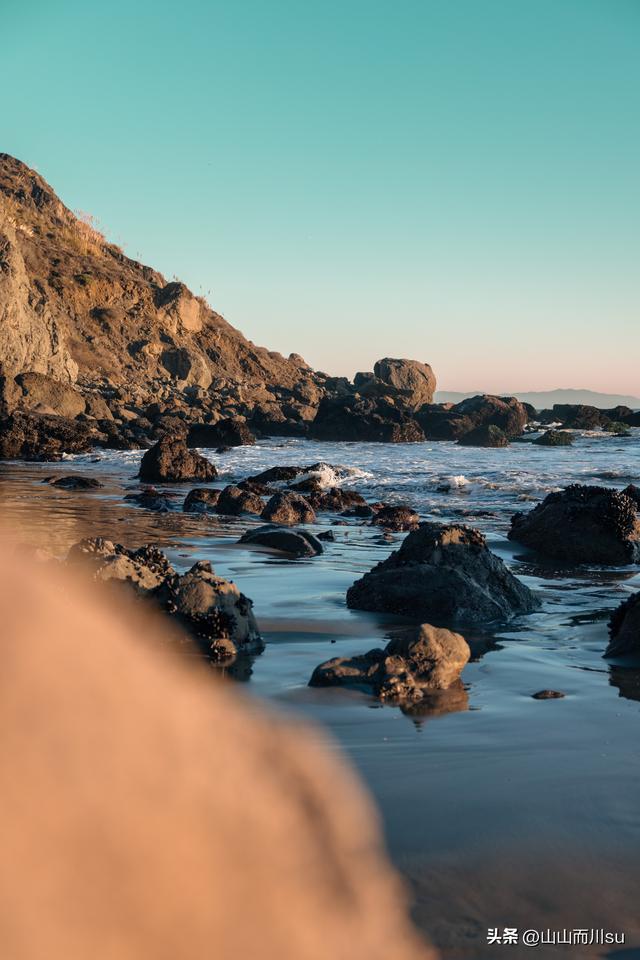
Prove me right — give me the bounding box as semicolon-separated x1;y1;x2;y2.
435;388;640;411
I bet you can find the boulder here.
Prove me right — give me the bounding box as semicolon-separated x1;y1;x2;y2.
509;485;640;564
373;358;436;411
261;491;316;525
159;559;263;660
67;539;174;595
216;484;265;516
239;525;323;557
532;430;573;446
310;395;425;443
183;487;222;513
605;593;640;658
371;505;420;531
0;412;96;460
187;418;256;448
546;404;606;429
304;487;367;512
138;435;218;483
309;623;470;705
457;424;509;447
417;395;527;441
347;522;539;626
14;372;86;418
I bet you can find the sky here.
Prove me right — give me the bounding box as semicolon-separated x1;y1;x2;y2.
1;0;639;394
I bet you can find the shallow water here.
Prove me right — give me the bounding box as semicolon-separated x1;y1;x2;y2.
1;431;640;959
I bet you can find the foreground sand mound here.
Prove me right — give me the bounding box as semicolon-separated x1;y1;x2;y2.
0;544;434;960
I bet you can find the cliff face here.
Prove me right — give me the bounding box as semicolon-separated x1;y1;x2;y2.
0;154;322;421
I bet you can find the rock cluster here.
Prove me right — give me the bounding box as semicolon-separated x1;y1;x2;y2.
139;435;218;483
66;538;262;660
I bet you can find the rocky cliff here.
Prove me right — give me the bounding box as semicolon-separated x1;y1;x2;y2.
0;153;328;430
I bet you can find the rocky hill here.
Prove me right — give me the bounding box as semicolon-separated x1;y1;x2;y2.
0;153;330;430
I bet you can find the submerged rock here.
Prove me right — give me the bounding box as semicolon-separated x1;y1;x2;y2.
239;525;323;557
531;690;566;700
139;435;218;483
309;623;470;705
509;484;640;564
347;522;539;626
125;487;179;512
45;474;103;490
261;491;316;525
605;592;640;658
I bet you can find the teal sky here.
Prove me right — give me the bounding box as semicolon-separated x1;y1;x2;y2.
2;0;639;393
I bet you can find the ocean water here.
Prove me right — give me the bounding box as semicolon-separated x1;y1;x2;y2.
1;430;640;959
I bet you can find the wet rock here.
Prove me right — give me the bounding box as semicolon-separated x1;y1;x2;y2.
305;487;367;512
310;395;425;443
623;484;640;508
0;412;97;460
342;503;379;518
139;435;218;483
247;465;305;485
239;525;323;557
317;530;335;542
67;539;174;594
605;592;640;658
372;357;436;411
371;505;420;531
45;474;103;490
309;623;470;705
509;484;640;564
183;487;221;513
533;429;573;446
531;690;566;700
457;424;509;447
66;539;261;661
261;491;316;525
418;394;528;441
347;522;539;626
187;418;256;448
545;404;606;429
159;559;263;660
216;484;265;516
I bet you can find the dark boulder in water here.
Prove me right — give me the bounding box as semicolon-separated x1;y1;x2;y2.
239;525;323;557
309;623;470;705
457;424;509;447
623;484;640;509
417;394;528;442
347;522;539;626
509;484;640;564
183;487;221;513
139;435;218;483
532;430;573;446
261;491;316;525
216;484;265;516
187;418;255;448
370;505;420;531
605;592;640;658
310;395;425;443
